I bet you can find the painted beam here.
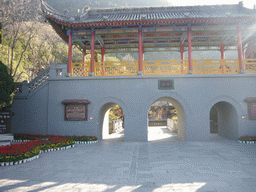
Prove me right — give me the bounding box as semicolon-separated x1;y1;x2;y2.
72;25;240;36
83;42;238;50
96;35;104;46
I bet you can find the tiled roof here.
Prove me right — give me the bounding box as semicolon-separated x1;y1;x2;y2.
41;1;256;24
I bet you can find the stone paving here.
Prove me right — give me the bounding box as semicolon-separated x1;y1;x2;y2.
1;128;256;192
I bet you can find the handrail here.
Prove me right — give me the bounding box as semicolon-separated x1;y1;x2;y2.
28;67;50;93
143;60;189;75
95;61;138;76
71;62;91;77
193;59;239;74
70;59;256;77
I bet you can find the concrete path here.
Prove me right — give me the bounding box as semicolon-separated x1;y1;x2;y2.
1;132;256;191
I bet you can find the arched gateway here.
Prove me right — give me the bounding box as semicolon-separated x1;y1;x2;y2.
11;1;256;141
144;93;190;141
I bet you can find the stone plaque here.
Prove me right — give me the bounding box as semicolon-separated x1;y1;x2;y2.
66;104;86;120
158;79;174;90
62;100;90;121
0;111;12;134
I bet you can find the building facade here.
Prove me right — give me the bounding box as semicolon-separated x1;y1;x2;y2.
12;1;256;141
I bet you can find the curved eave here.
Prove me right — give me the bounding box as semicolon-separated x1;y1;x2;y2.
46;16;69;44
45;14;256;28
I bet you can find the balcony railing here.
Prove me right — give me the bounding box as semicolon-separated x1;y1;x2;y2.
95;61;138;76
71;59;256;77
143;60;189;75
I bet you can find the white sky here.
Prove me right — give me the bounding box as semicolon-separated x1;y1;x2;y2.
168;0;255;9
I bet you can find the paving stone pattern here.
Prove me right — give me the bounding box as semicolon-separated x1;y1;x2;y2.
1;136;256;192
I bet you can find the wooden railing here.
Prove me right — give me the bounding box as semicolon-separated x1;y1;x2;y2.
143;60;189;75
71;62;91;77
95;61;138;76
194;59;239;74
71;59;256;77
244;59;256;74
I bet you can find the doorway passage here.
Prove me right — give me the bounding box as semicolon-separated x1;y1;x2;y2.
102;103;124;141
147;97;186;142
209;101;239;140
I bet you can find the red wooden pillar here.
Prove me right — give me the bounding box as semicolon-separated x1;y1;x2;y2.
83;47;86;63
82;47;86;76
180;43;184;74
101;46;105;76
187;26;193;74
138;28;143;75
221;43;226;73
221;43;225;59
67;31;73;76
237;26;244;73
242;45;245;59
90;30;95;76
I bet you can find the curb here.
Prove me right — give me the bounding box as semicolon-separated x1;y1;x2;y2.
74;141;98;144
238;140;256;144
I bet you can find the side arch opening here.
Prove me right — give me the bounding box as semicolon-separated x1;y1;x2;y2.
100;102;124;142
210;101;239;140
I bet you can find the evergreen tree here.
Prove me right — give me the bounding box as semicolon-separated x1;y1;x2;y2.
0;61;16;111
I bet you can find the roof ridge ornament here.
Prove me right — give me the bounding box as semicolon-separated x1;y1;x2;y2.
41;0;75;22
140;14;147;20
184;12;191;17
80;5;90;19
226;11;232;16
63;9;70;17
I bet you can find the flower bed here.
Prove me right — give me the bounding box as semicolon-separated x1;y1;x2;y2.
238;136;256;144
0;135;76;167
13;133;98;143
1;133;99;167
0;140;41;166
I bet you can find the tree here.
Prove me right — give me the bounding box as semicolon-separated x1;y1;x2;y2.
0;61;16;111
0;0;70;82
0;0;41;81
109;104;123;120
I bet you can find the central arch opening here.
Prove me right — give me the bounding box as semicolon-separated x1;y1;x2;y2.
101;103;124;141
147;97;186;142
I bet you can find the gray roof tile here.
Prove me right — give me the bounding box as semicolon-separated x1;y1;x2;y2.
41;0;256;24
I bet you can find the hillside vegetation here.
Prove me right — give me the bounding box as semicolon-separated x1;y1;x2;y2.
0;0;238;82
44;0;171;14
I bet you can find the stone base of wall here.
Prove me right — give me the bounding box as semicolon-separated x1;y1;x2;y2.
0;134;14;146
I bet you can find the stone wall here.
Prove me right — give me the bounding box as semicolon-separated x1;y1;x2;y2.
11;63;256;141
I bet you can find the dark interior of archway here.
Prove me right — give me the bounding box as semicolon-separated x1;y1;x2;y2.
209;102;239;140
210;106;218;133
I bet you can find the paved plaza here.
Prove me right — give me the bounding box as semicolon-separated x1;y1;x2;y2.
1;128;256;192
